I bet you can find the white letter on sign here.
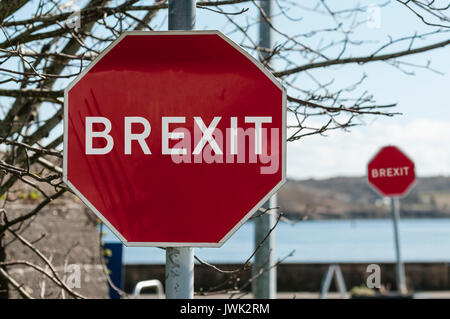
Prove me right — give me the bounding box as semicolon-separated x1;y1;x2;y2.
230;117;238;155
245;117;272;155
193;117;223;155
124;117;151;155
162;117;186;155
372;169;378;178
85;117;114;155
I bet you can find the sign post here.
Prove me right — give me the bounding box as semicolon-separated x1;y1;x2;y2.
166;0;196;299
367;145;415;294
391;196;406;294
165;246;194;299
253;0;277;300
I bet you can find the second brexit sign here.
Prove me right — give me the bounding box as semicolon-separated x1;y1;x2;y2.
368;145;415;197
63;31;286;246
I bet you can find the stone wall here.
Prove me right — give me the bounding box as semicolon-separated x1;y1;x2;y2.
2;199;109;299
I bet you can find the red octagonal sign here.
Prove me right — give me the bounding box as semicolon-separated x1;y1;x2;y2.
63;31;286;247
367;146;415;197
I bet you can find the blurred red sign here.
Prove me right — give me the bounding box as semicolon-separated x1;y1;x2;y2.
367;146;415;197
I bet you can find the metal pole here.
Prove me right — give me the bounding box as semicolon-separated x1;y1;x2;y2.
253;194;277;299
391;197;407;294
165;0;195;300
166;247;194;299
252;0;276;300
168;0;195;30
258;0;272;65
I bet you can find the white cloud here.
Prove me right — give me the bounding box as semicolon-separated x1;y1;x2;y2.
287;119;450;179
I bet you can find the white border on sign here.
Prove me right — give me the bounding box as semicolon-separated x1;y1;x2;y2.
366;144;417;199
63;30;287;247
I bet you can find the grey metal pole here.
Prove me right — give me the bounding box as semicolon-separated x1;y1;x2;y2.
253;195;277;299
257;0;272;65
252;0;276;300
165;0;196;300
168;0;195;30
165;247;194;299
391;197;407;294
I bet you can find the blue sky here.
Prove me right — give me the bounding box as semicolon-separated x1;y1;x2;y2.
169;1;450;178
9;0;449;179
199;0;450;179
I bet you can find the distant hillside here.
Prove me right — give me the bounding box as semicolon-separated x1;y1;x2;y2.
278;176;450;220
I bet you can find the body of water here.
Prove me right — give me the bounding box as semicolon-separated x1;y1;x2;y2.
102;218;450;264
